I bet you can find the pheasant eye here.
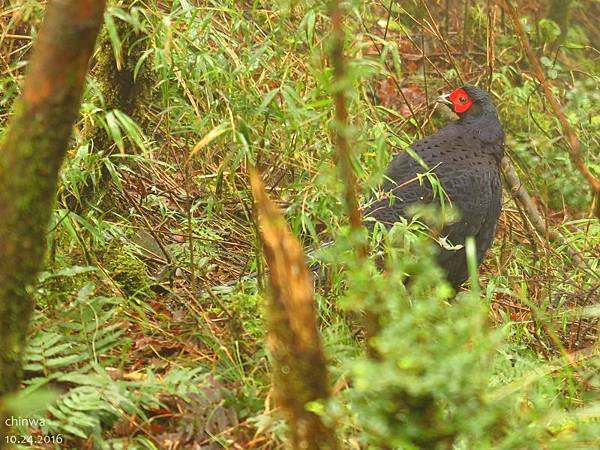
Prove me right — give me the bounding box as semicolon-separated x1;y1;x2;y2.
459;96;467;104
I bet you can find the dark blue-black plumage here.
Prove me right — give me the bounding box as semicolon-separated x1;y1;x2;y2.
364;86;504;288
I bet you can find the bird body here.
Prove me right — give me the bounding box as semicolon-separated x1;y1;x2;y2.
365;86;504;288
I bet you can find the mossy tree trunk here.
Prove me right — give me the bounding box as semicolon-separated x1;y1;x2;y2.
0;0;106;429
91;0;154;147
70;0;154;209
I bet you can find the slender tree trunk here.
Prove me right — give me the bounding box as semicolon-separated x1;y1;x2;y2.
0;0;106;434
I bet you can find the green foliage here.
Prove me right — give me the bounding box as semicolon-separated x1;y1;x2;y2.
539;19;562;45
13;282;223;449
324;226;599;449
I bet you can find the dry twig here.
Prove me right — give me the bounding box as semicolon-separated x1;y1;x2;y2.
328;0;387;358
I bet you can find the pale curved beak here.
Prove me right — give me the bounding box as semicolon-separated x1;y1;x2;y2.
436;93;452;106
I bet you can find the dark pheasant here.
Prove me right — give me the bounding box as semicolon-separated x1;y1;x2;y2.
365;86;504;288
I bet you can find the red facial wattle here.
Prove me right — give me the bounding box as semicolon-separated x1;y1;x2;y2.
448;88;473;113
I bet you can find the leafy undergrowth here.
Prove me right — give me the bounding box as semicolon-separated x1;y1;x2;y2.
1;0;599;449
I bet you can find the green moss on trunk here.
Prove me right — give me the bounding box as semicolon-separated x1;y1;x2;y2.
71;3;154;209
89;0;155;150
